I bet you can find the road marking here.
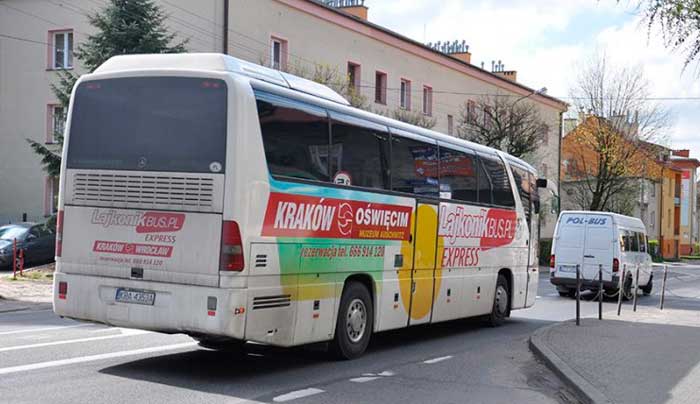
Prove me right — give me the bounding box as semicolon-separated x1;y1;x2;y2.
350;376;379;383
0;341;197;375
0;324;91;336
272;388;324;402
423;355;452;364
0;328;150;353
377;370;395;376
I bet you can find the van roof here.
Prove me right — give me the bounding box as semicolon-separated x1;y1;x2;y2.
559;211;647;231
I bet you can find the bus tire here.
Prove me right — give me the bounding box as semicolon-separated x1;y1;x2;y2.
488;275;509;327
330;281;373;360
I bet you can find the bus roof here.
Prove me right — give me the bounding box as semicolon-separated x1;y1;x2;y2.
91;53;538;175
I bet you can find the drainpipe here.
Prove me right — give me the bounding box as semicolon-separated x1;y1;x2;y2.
223;0;229;54
557;111;563;215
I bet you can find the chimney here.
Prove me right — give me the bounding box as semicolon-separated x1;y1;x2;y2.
327;0;368;20
426;40;471;64
490;59;517;82
673;149;691;158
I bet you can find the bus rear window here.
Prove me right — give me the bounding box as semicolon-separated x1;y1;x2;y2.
66;77;227;173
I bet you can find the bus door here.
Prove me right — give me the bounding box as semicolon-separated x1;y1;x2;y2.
408;201;439;325
524;173;539;307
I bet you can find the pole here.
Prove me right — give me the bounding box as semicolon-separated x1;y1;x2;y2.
576;264;581;326
599;263;603;320
660;264;668;310
19;248;24;276
12;238;17;279
617;264;625;316
633;264;640;312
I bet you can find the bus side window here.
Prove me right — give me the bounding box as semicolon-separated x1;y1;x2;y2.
391;134;438;197
512;166;532;224
255;92;331;182
480;154;515;208
438;146;477;202
330;115;390;190
476;156;492;205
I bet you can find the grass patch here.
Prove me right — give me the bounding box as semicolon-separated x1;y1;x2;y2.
681;255;700;260
6;270;54;282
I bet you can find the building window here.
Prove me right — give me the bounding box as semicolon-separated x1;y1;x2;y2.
270;36;288;70
467;100;477;123
374;71;387;104
447;114;454;135
347;62;361;91
50;30;73;69
422;85;433;116
47;105;65;143
400;79;411;110
45;176;59;216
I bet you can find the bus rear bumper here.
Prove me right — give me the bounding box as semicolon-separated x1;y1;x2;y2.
52;272;247;340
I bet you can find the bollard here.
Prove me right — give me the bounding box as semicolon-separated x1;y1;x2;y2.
599;264;603;320
576;264;581;326
660;265;668;310
617;264;625;316
12;238;17;279
633;264;640;312
19;248;24;276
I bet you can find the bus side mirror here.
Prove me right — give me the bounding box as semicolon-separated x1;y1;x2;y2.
536;178;548;188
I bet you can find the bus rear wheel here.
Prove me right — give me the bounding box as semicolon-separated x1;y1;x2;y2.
487;275;509;327
330;281;373;360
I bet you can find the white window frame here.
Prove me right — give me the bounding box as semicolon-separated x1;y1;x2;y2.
400;79;411;110
422;85;433;116
52;30;73;69
270;36;288;71
49;105;65;143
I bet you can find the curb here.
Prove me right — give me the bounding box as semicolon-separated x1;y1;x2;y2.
0;299;52;314
529;323;613;404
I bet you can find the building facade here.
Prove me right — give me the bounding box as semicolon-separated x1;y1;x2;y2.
0;0;567;237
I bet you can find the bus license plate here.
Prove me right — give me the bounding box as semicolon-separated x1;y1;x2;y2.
559;265;577;273
115;288;155;306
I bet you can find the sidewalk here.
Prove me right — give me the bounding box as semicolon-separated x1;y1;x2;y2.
531;308;700;404
0;266;54;313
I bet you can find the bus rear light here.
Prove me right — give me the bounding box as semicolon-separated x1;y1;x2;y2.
56;210;64;258
549;254;555;269
58;281;67;299
220;220;244;271
613;258;620;273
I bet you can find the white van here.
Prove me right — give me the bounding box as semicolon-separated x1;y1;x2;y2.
550;211;653;299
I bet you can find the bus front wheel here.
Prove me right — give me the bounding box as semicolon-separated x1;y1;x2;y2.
330;281;373;360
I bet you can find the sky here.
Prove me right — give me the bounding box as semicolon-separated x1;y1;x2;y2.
367;0;700;158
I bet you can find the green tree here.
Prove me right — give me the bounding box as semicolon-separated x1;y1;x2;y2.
637;0;700;70
28;0;187;177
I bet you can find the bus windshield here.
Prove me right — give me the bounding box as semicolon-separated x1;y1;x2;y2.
66;77;227;173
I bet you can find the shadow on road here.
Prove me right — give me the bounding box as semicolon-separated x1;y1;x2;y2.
99;316;557;401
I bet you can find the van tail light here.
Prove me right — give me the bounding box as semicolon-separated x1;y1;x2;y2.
58;281;67;300
220;220;244;271
55;210;64;258
612;258;619;273
549;255;555;269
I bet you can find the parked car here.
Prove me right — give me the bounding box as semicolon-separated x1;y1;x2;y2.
0;222;56;270
549;211;653;300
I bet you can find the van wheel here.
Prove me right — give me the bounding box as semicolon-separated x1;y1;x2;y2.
488;275;509;327
621;273;634;301
557;288;575;298
330;281;373;360
641;274;653;296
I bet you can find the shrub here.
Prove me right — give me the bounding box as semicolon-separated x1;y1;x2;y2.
539;239;553;266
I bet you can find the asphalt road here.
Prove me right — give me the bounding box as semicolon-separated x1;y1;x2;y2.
1;263;697;404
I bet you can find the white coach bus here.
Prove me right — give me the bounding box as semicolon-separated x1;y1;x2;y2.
53;53;546;359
